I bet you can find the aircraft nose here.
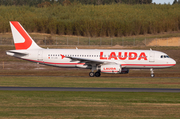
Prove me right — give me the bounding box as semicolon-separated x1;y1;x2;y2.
171;59;176;66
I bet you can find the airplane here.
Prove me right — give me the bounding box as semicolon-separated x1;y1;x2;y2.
6;21;176;77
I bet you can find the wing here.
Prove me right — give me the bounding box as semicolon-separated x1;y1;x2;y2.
64;55;126;68
63;55;110;65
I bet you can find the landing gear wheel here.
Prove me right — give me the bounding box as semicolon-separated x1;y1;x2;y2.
151;74;155;78
150;68;155;78
89;72;94;77
95;72;101;77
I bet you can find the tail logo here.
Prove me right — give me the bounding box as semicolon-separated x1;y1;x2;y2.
10;21;32;50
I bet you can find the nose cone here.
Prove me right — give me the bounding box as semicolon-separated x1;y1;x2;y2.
171;58;176;66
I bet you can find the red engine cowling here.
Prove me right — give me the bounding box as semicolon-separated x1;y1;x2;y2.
101;64;121;74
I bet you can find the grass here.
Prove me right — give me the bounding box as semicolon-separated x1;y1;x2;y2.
0;91;180;118
0;76;180;89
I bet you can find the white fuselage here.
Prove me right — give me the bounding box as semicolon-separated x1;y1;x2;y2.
7;49;176;69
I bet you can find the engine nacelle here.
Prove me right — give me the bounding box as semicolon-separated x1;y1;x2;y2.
120;68;129;74
101;64;121;74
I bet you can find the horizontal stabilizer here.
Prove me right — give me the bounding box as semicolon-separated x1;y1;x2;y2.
6;50;28;57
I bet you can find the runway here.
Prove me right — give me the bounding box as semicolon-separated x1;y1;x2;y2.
0;75;180;78
0;87;180;92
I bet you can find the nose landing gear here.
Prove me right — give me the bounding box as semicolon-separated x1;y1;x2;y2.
150;68;155;78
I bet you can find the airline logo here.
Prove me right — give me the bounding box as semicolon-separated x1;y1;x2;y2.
10;21;32;50
61;54;65;59
103;67;116;70
100;52;147;60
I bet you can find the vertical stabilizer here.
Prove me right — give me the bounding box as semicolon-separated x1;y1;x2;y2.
10;21;42;50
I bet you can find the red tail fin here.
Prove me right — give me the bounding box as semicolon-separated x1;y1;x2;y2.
10;21;41;50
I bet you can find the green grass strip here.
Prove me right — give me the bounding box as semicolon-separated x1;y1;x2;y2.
0;76;180;89
0;91;180;118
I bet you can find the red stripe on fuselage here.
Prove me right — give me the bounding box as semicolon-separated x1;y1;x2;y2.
121;64;175;67
23;59;175;67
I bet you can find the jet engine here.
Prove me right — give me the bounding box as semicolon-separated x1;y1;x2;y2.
100;64;121;74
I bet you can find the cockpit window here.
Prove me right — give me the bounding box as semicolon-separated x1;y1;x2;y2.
160;55;169;58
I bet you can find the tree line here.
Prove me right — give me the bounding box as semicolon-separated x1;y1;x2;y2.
0;4;179;37
0;0;152;6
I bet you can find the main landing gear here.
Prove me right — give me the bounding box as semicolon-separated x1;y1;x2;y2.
150;68;155;78
89;72;94;77
89;71;101;77
89;65;101;77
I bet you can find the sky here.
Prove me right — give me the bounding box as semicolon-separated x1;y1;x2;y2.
152;0;173;4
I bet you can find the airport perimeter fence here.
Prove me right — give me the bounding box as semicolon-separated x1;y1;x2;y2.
0;36;180;47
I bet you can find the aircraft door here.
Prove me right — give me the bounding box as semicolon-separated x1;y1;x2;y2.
149;51;155;62
37;50;43;61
